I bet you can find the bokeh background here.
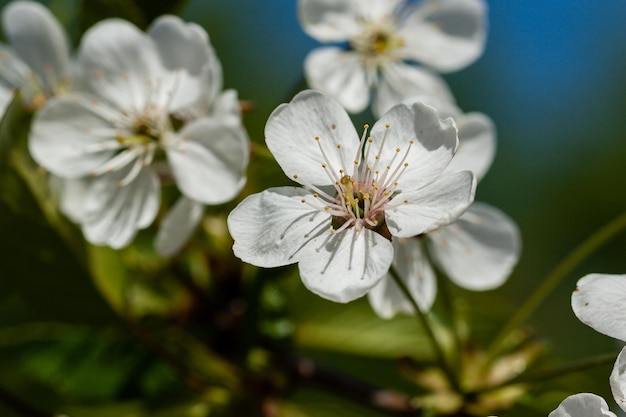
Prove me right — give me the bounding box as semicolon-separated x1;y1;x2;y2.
2;0;626;415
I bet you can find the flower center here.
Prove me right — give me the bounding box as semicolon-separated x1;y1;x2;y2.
351;22;405;59
298;123;414;240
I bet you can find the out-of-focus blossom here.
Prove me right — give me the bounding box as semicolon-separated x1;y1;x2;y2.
29;16;248;249
0;0;72;112
572;273;626;412
298;0;487;113
368;95;520;318
228;90;475;303
548;393;617;417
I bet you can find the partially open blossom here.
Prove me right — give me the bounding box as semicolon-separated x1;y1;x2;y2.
368;94;520;318
228;90;475;303
29;16;249;249
0;0;71;112
298;0;487;113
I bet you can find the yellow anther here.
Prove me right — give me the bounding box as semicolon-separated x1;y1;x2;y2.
396;147;401;152
313;193;319;198
331;123;336;130
409;139;414;144
301;199;306;203
385;123;390;128
354;160;359;165
293;174;299;179
315;136;320;141
324;206;330;211
368;138;373;143
404;199;409;203
364;124;369;129
337;144;342;149
375;155;380;160
322;163;327;168
404;162;409;167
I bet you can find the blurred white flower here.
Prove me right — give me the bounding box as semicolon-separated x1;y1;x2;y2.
548;393;617;417
29;16;249;249
572;273;626;412
155;52;249;258
0;0;72;112
298;0;487;113
368;95;520;318
227;90;475;303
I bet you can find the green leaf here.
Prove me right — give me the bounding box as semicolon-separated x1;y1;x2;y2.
0;93;31;172
287;281;434;360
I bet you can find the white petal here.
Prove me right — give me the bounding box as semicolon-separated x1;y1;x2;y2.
29;94;120;178
548;393;617;417
0;83;14;115
427;202;520;290
2;1;70;89
572;274;626;341
298;227;393;303
148;15;210;111
228;187;330;268
77;19;162;111
82;166;160;249
373;62;454;118
398;0;487;72
610;346;626;412
297;0;361;42
386;170;476;238
265;89;360;185
211;89;241;125
304;48;370;114
50;176;90;223
166;117;249;205
444;112;495;181
368;237;436;318
155;196;204;258
369;101;458;191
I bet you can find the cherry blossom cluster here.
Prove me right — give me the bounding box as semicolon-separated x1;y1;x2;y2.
0;1;249;253
228;0;522;312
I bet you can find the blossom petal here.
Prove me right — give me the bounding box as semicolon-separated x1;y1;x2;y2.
548;393;617;417
148;15;210;111
386;170;476;238
166;117;249;205
369;101;458;192
29;95;120;178
228;187;330;268
427;202;520;290
444;112;495;181
298;227;393;303
82;166;160;249
304;48;370;114
368;237;436;318
50;176;89;223
265;89;360;185
297;0;361;42
77;19;162;111
572;274;626;341
610;346;626;413
2;1;70;88
398;0;487;72
155;196;204;257
373;62;454;118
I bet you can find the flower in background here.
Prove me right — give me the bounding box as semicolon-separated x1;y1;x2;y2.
155;39;249;258
548;393;617;417
298;0;487;113
0;0;72;112
368;95;520;318
29;16;249;249
571;273;626;412
228;90;475;303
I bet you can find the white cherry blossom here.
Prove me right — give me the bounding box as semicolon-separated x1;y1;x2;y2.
228;90;475;303
298;0;487;113
0;0;71;112
549;393;617;417
572;273;626;412
29;16;249;249
368;94;520;318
